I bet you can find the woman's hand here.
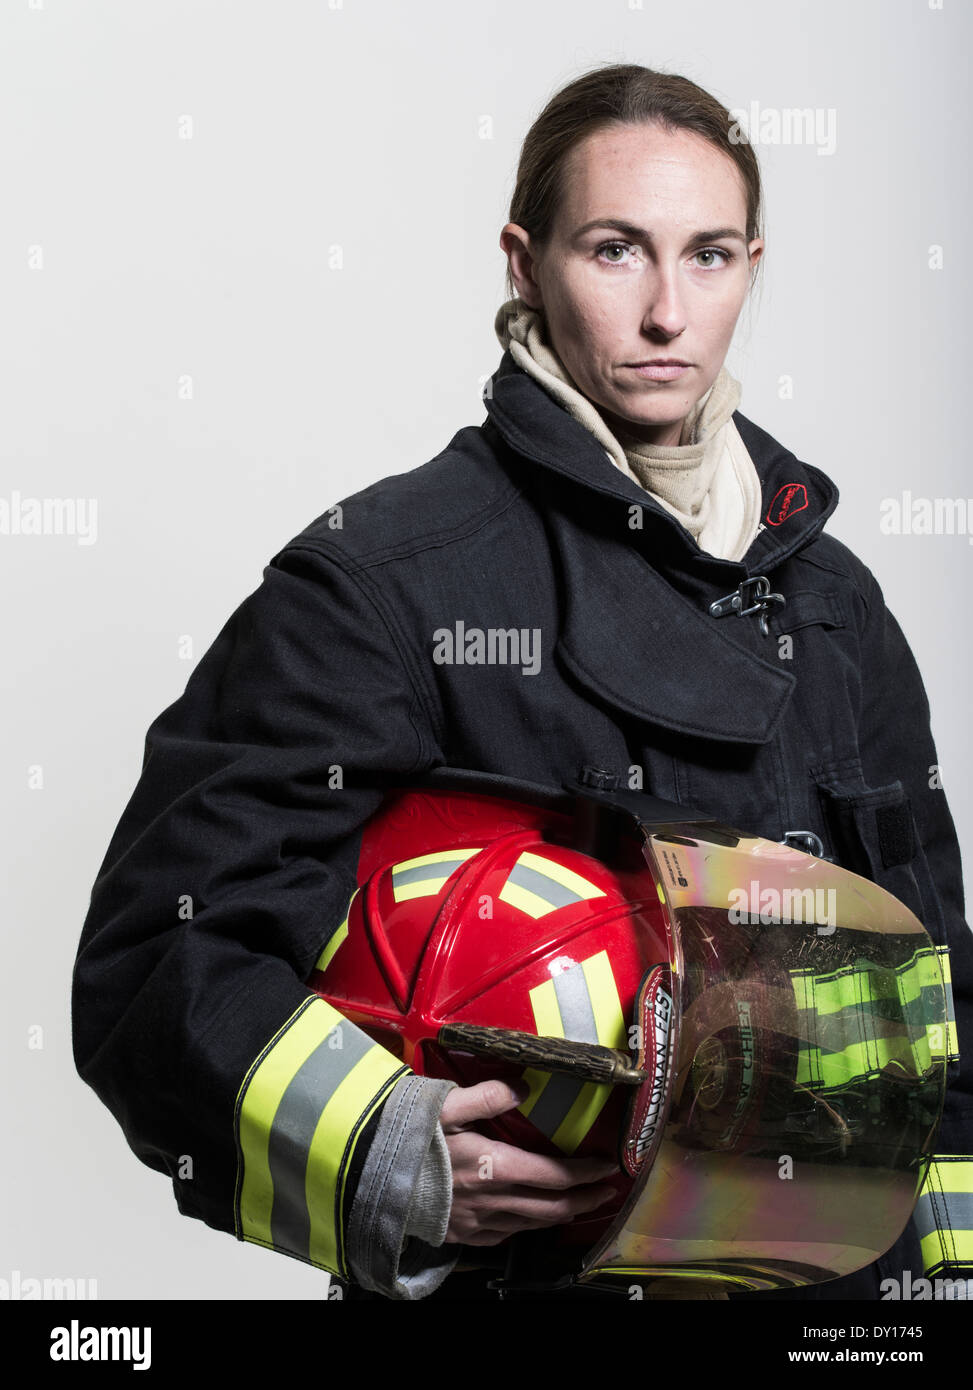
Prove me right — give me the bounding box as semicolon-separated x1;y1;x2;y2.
439;1078;619;1246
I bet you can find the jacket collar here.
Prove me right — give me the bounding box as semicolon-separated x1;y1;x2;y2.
482;351;841;746
483;349;839;574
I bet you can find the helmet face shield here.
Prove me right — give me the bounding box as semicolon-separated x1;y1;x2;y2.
580;821;949;1291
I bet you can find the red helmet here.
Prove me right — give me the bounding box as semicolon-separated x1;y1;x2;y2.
309;768;949;1293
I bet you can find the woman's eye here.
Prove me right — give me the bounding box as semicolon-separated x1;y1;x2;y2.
692;247;733;269
596;241;637;265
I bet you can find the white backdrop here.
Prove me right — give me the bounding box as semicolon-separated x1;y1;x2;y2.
1;0;970;1302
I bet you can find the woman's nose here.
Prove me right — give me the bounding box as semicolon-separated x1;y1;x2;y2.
641;267;687;339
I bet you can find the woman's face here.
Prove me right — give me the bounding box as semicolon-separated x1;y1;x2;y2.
501;122;764;447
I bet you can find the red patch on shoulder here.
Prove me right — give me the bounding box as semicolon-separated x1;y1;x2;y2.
766;483;809;526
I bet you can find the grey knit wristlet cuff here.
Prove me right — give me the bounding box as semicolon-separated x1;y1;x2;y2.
404;1106;454;1246
344;1073;459;1300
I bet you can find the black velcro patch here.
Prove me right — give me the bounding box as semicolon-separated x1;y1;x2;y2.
876;800;916;869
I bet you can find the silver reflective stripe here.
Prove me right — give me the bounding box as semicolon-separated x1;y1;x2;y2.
391;857;471;888
914;1190;973;1245
528;962;598;1139
505;861;586;909
552;963;599;1040
268;1018;372;1257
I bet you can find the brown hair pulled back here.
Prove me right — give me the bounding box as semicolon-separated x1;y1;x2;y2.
504;63;763;301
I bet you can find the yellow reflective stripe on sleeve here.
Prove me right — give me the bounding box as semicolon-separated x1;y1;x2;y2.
937;945;959;1062
938;945;952;987
792;968;896;1018
792;948;942;1016
916;1156;973;1278
795;1033;933;1088
234;997;407;1277
304;1044;409;1272
790;946;948;1090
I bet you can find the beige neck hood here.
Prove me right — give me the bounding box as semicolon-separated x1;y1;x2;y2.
494;296;764;562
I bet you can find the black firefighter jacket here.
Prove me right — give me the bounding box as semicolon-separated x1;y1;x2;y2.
73;349;973;1300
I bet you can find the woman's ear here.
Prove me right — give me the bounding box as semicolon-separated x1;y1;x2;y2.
500;223;545;311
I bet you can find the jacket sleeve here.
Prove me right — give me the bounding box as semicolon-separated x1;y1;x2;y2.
71;540;459;1297
854;565;973;1281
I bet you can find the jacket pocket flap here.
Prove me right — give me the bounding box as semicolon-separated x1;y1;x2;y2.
768;589;845;636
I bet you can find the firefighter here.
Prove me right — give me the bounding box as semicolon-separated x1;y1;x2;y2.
72;62;973;1301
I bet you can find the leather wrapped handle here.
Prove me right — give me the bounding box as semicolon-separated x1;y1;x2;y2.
438;1022;647;1086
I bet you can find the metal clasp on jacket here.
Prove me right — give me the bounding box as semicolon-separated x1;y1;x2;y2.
779;829;832;861
709;575;786;636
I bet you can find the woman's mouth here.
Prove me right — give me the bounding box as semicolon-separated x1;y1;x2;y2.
625;362;693;382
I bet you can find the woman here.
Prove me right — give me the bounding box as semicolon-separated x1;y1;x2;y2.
72;64;972;1303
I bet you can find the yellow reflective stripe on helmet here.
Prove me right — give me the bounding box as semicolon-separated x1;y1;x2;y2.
312;885;359;976
520;950;626;1154
518;978;564;1120
235;997;407;1277
314;918;348;976
916;1156;973;1277
550;952;627;1154
390;847;482;902
499;850;605;920
313;915;351;976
